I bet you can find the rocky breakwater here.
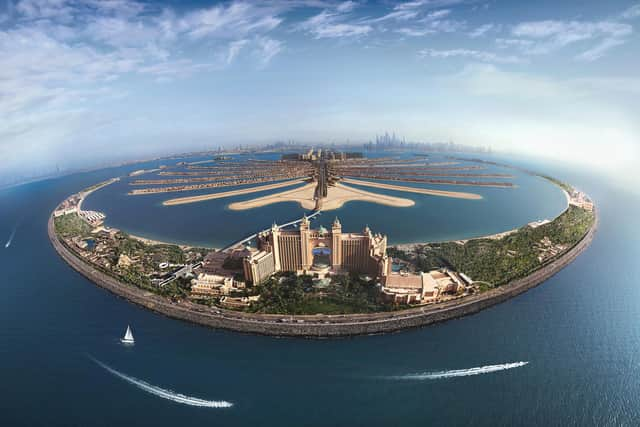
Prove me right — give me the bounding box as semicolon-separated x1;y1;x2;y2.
49;205;597;337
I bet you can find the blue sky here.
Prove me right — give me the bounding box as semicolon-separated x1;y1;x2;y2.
1;0;639;184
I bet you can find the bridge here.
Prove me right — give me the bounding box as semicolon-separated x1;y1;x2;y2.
221;210;322;253
158;262;202;287
159;210;322;287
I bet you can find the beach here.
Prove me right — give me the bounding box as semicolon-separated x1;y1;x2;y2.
228;182;318;210
342;178;483;200
162;179;307;206
228;182;415;211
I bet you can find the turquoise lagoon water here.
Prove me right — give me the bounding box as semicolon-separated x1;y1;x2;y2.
82;153;567;247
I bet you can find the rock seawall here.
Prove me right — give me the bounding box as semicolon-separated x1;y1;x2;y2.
48;210;597;338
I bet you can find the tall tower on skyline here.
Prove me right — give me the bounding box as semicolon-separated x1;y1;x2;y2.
331;217;342;267
300;215;311;270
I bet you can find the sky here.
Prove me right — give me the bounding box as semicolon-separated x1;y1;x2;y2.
1;0;639;185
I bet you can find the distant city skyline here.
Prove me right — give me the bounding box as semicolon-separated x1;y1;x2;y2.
1;0;639;186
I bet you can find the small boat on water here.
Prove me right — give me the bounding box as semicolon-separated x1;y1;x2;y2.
121;325;135;345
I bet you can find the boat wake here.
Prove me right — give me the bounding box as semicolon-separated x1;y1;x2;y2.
90;357;233;408
386;361;529;380
4;227;16;248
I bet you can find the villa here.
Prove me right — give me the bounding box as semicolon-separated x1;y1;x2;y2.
381;269;469;305
191;273;244;296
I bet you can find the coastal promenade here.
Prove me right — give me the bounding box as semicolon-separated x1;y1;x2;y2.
48;208;597;338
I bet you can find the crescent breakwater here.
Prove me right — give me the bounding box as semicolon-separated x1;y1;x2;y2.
48;206;597;338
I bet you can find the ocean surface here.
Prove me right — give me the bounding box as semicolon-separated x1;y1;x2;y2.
1;153;639;426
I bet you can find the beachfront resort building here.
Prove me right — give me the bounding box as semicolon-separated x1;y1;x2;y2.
243;249;276;285
241;214;471;306
381;269;469;304
191;273;244;296
242;216;389;284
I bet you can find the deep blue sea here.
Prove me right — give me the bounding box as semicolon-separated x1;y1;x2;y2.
1;153;638;426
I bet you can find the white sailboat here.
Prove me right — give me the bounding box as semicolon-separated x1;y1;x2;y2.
120;325;135;345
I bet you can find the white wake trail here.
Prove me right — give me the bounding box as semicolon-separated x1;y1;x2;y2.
5;228;16;248
91;357;233;408
388;361;529;380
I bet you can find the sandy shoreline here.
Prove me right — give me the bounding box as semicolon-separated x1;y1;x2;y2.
127;233;177;246
228;182;318;210
126;233;218;250
228;182;415;211
322;183;415;210
391;228;520;252
162;179;307;206
342;178;483;200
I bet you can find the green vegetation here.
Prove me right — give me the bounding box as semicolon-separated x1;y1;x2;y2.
158;277;192;300
119;266;153;289
539;175;573;194
54;213;93;238
116;233;186;270
389;205;594;287
247;272;397;315
55;212;205;297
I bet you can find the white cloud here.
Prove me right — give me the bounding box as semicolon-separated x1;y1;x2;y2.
512;20;631;40
336;1;358;13
573;76;640;96
84;16;165;49
15;0;75;21
396;27;434;36
226;39;250;64
495;38;534;49
303;1;463;38
436;63;640;174
444;63;569;99
442;62;640;103
419;48;524;64
392;8;464;36
137;60;217;82
178;2;282;41
1;0;638;184
0;0;297;182
365;9;420;23
364;4;450;23
469;23;495;38
423;9;451;20
393;0;465;10
621;3;640;19
255;37;283;67
298;9;371;39
576;37;626;62
508;19;632;58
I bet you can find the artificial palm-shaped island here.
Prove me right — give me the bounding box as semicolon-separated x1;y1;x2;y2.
49;150;596;336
